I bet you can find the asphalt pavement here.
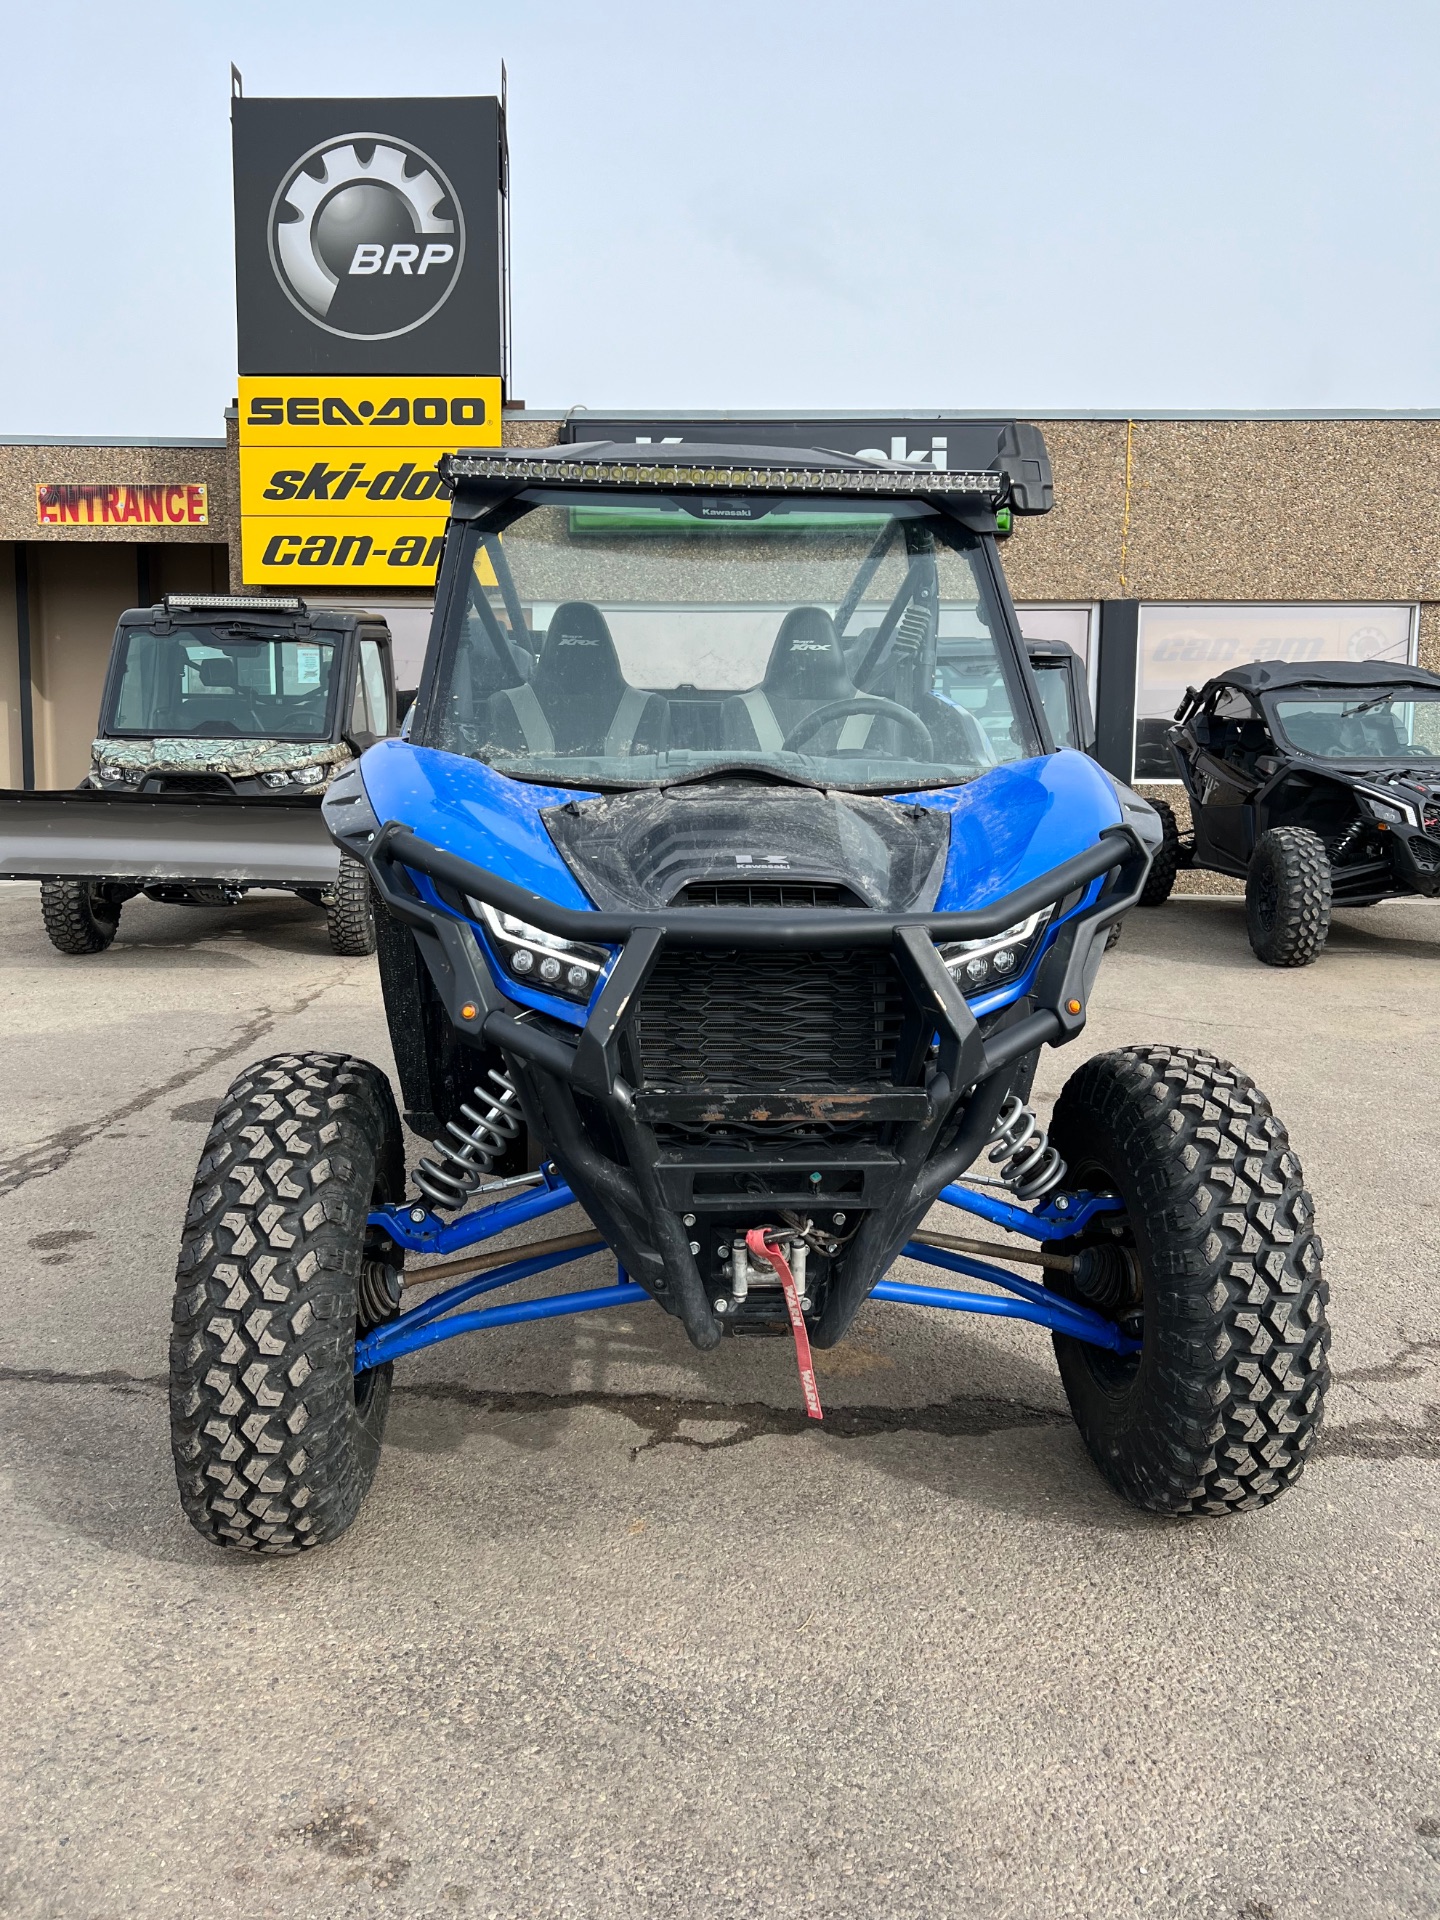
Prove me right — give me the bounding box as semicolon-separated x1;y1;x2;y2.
1;880;1438;1920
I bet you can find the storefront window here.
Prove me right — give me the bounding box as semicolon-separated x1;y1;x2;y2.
1133;604;1416;779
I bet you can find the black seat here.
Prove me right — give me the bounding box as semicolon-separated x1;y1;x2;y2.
489;602;664;756
723;607;868;751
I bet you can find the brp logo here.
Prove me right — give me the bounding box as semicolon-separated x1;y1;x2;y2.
268;133;465;341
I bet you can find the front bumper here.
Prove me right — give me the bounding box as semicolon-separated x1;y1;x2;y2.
341;790;1149;1351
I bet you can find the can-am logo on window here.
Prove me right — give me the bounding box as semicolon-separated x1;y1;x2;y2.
268;134;466;342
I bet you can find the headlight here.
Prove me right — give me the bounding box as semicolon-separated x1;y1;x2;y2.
938;910;1050;995
471;899;611;1004
261;770;293;788
298;764;327;786
1357;789;1416;826
93;764;138;787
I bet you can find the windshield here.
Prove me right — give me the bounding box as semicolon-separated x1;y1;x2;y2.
1268;688;1440;762
422;498;1040;790
107;626;340;740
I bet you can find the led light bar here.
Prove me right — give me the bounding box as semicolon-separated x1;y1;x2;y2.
442;452;1007;500
163;593;306;612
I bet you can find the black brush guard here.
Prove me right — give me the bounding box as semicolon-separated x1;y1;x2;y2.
361;819;1149;1352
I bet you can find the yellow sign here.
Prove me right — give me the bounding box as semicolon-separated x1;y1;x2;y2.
238;375;501;586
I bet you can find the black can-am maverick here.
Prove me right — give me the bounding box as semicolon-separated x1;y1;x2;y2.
0;593;399;956
167;440;1329;1552
1155;657;1440;965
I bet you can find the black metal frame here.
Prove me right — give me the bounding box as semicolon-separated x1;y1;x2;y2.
348;810;1150;1353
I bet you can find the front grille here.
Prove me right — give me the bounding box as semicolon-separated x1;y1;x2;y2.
673;879;864;909
633;947;906;1091
1424;804;1440;834
141;774;233;795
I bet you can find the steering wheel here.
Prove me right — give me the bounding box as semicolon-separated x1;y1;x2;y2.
781;696;933;757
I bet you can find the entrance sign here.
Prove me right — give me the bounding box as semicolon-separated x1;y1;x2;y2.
37;483;209;527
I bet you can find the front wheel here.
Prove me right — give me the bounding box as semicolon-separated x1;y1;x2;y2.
1137;797;1181;907
325;854;377;956
1246;826;1331;966
169;1051;405;1552
1047;1044;1329;1515
40;879;121;954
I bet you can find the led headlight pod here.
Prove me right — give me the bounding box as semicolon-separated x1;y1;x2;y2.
471;900;610;1004
1357;788;1417;826
938;910;1050;996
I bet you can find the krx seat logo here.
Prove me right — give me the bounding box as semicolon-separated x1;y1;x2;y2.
268;134;466;342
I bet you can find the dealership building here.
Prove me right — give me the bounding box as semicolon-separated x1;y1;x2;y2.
3;407;1438;800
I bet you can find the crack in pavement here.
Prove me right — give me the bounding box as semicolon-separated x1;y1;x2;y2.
2;1363;1439;1463
0;1364;1065;1447
0;977;337;1200
397;1379;1069;1451
1341;1334;1440;1387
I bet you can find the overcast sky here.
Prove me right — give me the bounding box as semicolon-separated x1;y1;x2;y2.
4;0;1440;436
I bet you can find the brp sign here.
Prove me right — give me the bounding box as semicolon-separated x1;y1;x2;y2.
268;134;465;341
233;95;506;377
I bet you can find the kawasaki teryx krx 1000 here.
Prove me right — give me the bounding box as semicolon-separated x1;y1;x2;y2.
167;440;1331;1552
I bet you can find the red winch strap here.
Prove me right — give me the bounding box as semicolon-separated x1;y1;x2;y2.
745;1228;823;1422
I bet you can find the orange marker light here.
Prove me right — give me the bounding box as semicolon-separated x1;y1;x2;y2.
1066;998;1082;1015
460;1002;479;1021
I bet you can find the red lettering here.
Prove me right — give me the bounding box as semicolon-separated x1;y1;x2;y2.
166;486;185;523
187;485;205;524
140;486;164;523
100;486;120;524
119;487;142;523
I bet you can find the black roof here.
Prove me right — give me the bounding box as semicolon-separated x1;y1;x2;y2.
1208;658;1440;696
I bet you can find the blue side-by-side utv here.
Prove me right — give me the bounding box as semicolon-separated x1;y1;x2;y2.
168;435;1330;1551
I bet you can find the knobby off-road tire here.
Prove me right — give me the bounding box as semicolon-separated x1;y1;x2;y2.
1246;826;1331;967
170;1051;405;1552
1048;1044;1329;1516
1137;797;1181;908
40;879;121;954
325;854;377;957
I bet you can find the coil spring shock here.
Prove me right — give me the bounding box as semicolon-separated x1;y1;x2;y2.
414;1068;523;1211
986;1094;1067;1202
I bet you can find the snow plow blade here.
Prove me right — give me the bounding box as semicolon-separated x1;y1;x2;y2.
0;789;341;886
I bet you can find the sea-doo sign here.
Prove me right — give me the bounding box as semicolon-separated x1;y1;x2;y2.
233;96;506;376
